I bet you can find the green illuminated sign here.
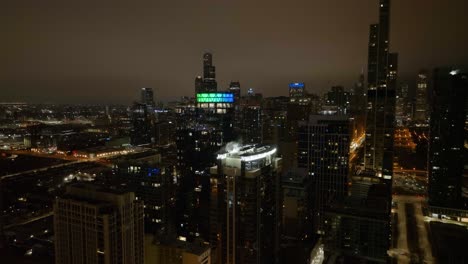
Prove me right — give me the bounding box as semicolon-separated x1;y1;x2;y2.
196;93;234;103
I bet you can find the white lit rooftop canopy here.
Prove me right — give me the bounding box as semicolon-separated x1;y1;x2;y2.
217;144;277;162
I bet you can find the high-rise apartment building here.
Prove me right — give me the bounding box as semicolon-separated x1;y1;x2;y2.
112;158;174;233
54;183;144;264
428;67;467;209
210;144;282;264
298;115;350;234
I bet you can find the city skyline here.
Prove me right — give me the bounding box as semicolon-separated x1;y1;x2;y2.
2;0;468;103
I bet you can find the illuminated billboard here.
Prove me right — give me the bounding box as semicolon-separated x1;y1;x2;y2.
289;82;305;89
197;93;234;103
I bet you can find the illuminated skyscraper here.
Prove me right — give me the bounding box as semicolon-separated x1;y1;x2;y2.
414;70;429;124
395;82;410;126
54;183;144;264
289;82;305;102
210;144;282;264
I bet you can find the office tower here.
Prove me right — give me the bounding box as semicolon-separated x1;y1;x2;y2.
175;92;236;241
240;91;263;144
241;106;262;144
428;67;467;209
112;158;174;233
281;168;311;240
210;144;282;264
365;0;396;179
325;86;351;115
382;52;398;177
350;72;366;115
194;53;217;94
54;183;144;264
287;82;314;141
202;52;217;92
395;82;410;126
130;102;154;146
262;97;289;145
229;81;242;133
414;70;429;124
195;76;204;94
298;115;350;234
229;81;241;102
289;82;305;102
141;87;155;107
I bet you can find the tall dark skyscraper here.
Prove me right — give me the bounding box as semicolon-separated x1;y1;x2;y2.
195;76;204;94
298;114;350;234
130;102;154;146
175;92;236;241
365;0;396;180
202;52;217;92
229;81;241;102
112;158;174;233
141;87;155;107
428;67;467;209
324;86;351;115
322;2;396;262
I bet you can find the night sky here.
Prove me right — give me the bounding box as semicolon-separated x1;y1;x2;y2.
2;0;468;104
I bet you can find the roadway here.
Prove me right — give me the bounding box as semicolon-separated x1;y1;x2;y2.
0;160;86;180
392;195;435;264
4;211;53;229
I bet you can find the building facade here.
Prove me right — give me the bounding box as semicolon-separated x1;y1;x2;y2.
298;115;350;234
210;144;282;264
54;183;144;264
428;67;467;209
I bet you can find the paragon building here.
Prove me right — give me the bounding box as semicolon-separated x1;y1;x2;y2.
210;144;282;264
54;183;144;264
